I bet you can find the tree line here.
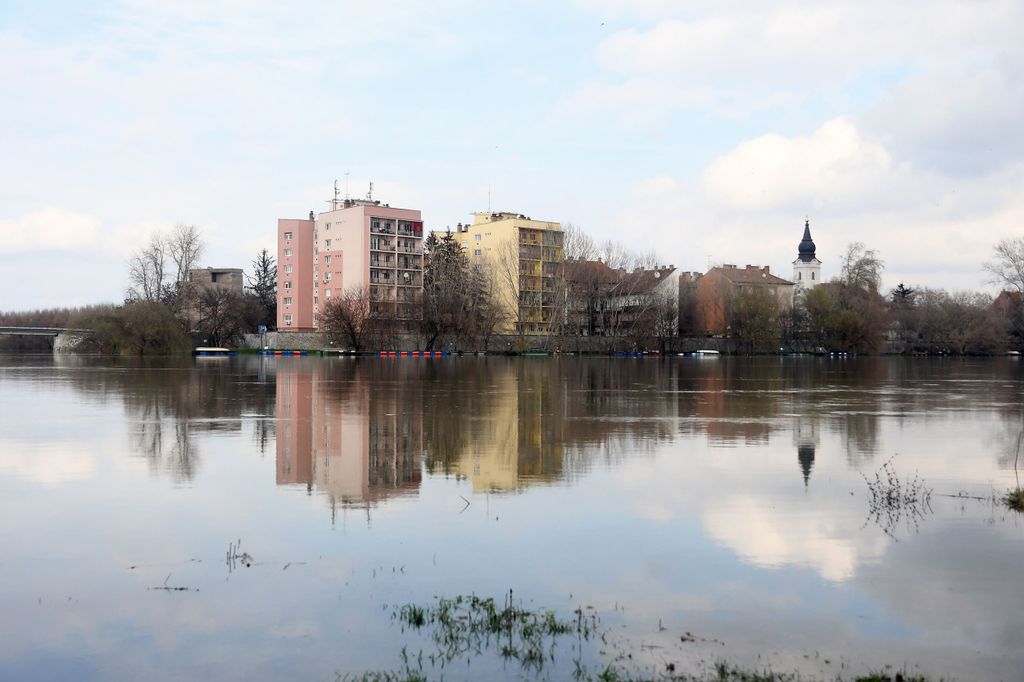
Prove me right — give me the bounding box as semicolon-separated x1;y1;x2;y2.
685;238;1024;355
63;224;278;355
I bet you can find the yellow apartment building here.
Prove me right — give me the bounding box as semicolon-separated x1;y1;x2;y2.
446;212;564;335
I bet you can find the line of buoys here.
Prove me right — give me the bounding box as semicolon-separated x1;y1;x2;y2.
377;351;449;358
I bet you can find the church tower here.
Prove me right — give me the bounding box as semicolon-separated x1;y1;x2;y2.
792;219;821;294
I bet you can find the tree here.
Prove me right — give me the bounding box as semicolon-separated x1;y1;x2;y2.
127;233;168;302
728;286;780;353
69;302;191;356
168;223;204;292
321;286;370;351
193;288;260;347
841;242;884;292
127;223;205;311
247;248;277;329
422;230;472;350
890;282;916;306
983;237;1024;294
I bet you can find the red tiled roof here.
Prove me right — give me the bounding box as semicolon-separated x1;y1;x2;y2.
710;265;793;286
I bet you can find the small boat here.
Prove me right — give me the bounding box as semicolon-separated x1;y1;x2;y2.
691;349;720;356
193;346;233;356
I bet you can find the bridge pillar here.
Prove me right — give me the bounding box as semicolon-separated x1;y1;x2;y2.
54;332;84;353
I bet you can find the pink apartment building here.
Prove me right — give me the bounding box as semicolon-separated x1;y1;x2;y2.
277;198;424;332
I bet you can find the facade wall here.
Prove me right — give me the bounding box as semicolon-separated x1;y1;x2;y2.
696;267;795;335
449;212;563;335
315;203;424;331
274;362;424;504
188;268;244;294
278;218;315;331
792;258;822;295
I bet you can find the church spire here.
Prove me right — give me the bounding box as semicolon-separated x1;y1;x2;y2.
797;219;816;263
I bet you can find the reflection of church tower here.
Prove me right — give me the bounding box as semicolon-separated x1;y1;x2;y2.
792;219;822;294
793;414;819;488
797;444;815;487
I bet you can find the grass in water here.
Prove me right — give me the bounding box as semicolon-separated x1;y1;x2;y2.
1003;487;1024;512
343;593;948;682
394;590;598;671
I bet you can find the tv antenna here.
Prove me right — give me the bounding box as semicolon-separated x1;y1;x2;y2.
332;179;341;210
366;181;374;201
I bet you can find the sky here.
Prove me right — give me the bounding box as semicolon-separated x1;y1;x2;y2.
2;0;1023;310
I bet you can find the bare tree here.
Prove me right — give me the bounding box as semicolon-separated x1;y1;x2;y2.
983;237;1024;294
127;233;168;302
321;286;371;351
168;223;205;291
127;224;204;306
491;235;524;338
841;242;884;292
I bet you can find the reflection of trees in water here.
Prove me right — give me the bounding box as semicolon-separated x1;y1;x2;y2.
131;403;197;483
61;356;277;481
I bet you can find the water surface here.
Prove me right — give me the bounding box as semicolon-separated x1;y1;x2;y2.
1;355;1022;681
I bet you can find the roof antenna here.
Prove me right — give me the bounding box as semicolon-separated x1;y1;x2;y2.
332;179;340;210
366;181;374;201
345;172;350;201
487;183;491;213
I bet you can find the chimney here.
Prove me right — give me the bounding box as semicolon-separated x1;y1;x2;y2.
762;266;770;275
309;210;314;220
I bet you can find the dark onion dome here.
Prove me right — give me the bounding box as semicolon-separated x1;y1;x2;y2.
798;219;816;262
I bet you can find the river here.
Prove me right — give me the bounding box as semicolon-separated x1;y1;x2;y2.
1;354;1022;681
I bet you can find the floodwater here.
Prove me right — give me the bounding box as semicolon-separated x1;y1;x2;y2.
1;354;1022;682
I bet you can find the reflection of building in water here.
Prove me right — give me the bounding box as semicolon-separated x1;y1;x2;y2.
276;362;423;505
793;414;820;487
445;364;565;492
696;371;774;445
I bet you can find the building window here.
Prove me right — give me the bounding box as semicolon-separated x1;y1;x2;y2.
314;296;318;305
325;223;331;230
325;255;331;266
284;231;293;240
325;272;331;282
811;272;815;280
475;234;481;242
284;314;293;325
284;249;292;257
314;313;319;323
325;239;332;249
283;297;292;305
325;289;332;297
284;281;292;289
285;264;292;274
798;272;802;280
474;249;481;256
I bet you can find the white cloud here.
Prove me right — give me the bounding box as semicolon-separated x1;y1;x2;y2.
570;0;1024;125
701;117;896;212
0;208;103;254
863;57;1024;176
0;442;99;487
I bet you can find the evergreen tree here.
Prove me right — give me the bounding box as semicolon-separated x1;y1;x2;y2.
247;249;277;329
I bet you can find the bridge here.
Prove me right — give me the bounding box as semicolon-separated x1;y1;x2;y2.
0;327;93;337
0;327;93;351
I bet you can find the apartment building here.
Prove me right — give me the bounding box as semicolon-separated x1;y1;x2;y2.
277;197;424;332
448;211;563;335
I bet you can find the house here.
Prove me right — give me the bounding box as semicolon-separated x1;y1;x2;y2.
696;264;795;335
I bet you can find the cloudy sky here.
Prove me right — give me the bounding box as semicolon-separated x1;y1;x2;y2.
2;0;1022;309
